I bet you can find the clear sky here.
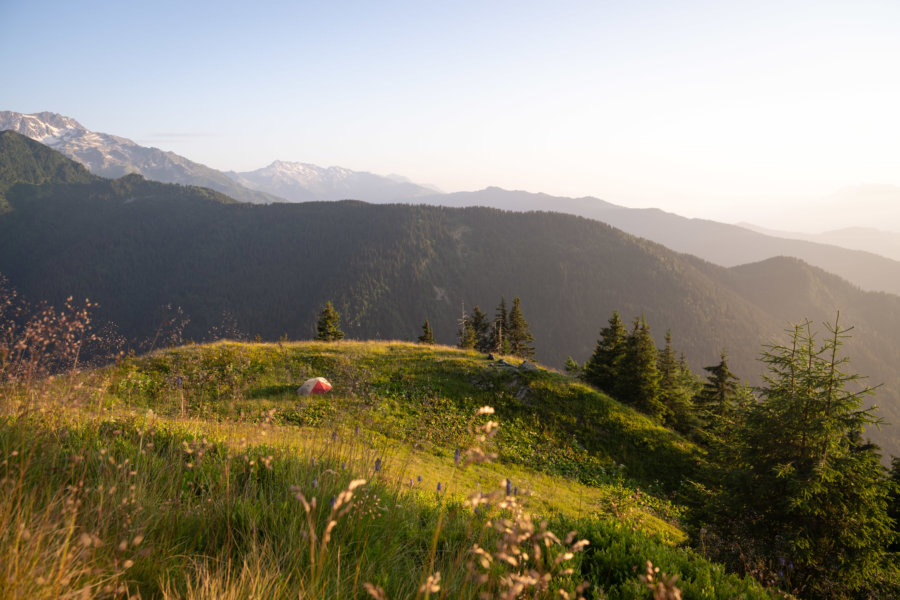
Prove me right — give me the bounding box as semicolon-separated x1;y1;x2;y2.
3;0;900;231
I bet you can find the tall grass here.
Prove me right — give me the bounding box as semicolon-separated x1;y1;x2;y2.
0;296;775;599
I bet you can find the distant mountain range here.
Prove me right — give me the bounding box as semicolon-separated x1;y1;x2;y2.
1;129;899;460
0;111;282;205
226;161;437;202
0;111;436;205
5;111;900;294
408;188;900;297
740;223;900;263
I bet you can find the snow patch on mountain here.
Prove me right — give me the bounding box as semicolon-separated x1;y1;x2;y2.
227;160;436;203
0;111;281;204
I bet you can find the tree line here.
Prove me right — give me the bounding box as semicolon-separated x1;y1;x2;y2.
574;309;897;599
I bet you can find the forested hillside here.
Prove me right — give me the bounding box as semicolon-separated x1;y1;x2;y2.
1;132;899;458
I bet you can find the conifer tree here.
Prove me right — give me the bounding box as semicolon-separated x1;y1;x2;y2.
506;296;536;358
582;310;627;394
695;349;740;429
418;319;434;344
657;330;694;429
469;305;492;352
564;356;581;377
710;317;894;598
457;303;476;349
616;316;665;420
490;296;510;354
888;457;900;553
315;301;344;341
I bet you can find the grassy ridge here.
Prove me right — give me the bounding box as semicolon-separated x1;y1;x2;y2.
111;341;704;494
0;341;775;598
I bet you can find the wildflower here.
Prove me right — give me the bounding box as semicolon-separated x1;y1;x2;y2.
454;448;461;466
355;425;360;436
437;482;442;492
312;477;318;488
419;571;441;594
417;475;423;482
374;458;382;472
506;478;512;496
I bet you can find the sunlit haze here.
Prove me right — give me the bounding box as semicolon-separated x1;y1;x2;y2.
3;0;899;232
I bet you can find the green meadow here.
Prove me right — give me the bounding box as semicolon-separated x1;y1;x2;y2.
1;340;776;598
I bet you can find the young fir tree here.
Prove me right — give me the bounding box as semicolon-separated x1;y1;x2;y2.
675;352;703;433
582;310;628;394
506;296;536;358
418;319;435;344
315;301;344;341
490;296;510;354
657;330;695;429
695;349;740;430
457;303;476;349
615;316;665;420
469;305;492;352
564;356;581;377
710;317;894;598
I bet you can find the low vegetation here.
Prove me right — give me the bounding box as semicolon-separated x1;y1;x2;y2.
0;334;782;599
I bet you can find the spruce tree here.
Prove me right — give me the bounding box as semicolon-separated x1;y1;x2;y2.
711;317;894;598
457;304;476;349
470;305;492;352
506;296;536;358
615;316;665;420
315;301;344;341
695;349;740;429
658;330;694;429
582;310;627;394
491;296;510;354
418;319;434;344
564;356;581;377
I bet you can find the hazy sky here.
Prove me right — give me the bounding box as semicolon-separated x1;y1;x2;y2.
3;0;900;231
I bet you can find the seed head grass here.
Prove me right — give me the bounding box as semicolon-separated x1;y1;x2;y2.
0;333;778;598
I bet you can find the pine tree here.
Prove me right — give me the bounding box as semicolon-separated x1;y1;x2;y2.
710;317;894;598
315;301;344;341
506;296;535;358
564;356;581;377
695;349;740;429
470;305;492;352
418;319;434;344
615;316;665;420
582;310;627;394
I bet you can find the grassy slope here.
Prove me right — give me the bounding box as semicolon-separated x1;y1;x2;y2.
0;341;776;599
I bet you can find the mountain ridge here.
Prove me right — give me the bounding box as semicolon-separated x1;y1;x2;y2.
0;111;282;205
226;159;437;202
1;136;899;459
410;187;900;297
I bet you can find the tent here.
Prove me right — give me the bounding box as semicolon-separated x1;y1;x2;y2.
297;377;332;395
